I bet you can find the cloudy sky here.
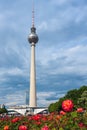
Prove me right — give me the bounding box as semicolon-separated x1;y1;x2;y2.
0;0;87;107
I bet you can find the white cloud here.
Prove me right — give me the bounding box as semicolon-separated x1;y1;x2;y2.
38;21;48;31
37;91;66;106
4;90;26;106
0;68;24;77
38;2;87;34
36;44;87;77
51;0;70;6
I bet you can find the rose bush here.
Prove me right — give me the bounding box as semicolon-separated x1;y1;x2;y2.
0;100;87;130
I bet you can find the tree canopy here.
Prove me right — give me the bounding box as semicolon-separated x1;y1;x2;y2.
48;85;87;112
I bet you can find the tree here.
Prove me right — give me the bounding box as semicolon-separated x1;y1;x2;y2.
0;105;8;114
48;97;66;112
48;86;87;112
48;103;56;113
77;90;87;109
65;89;79;105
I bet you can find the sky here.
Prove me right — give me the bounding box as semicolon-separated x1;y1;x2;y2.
0;0;87;107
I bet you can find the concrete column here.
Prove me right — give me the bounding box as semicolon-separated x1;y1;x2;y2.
29;42;37;107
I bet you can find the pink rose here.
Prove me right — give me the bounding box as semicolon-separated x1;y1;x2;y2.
60;110;66;115
41;126;49;130
62;99;74;112
19;125;28;130
77;108;84;113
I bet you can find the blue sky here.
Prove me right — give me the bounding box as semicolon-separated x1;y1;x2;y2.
0;0;87;107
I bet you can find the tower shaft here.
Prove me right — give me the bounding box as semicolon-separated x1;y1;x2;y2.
29;43;37;107
28;4;38;108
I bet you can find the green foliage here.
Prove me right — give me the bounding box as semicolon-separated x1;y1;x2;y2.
78;85;87;94
48;85;87;112
65;89;79;105
48;97;67;112
48;103;56;113
56;97;67;111
77;90;87;109
0;107;8;114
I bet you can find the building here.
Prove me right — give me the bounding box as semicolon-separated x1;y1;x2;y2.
8;5;48;115
28;7;38;108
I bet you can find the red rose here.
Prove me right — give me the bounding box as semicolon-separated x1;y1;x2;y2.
12;117;19;123
19;125;28;130
62;99;74;112
41;125;49;130
42;117;47;121
77;108;84;113
60;110;66;115
78;122;84;128
4;125;10;130
32;114;41;121
56;115;61;119
36;121;41;125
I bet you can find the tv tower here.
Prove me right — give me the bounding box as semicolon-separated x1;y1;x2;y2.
28;5;38;108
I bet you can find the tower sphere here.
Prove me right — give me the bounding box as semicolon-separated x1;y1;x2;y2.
28;26;38;44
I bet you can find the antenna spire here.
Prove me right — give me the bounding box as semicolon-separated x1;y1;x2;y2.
32;0;35;27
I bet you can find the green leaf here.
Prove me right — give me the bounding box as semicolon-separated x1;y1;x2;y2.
52;128;56;130
59;128;64;130
71;111;78;118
